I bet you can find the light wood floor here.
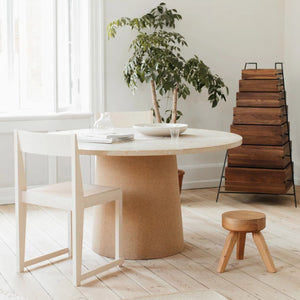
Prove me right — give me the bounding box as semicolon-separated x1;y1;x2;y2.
0;187;299;300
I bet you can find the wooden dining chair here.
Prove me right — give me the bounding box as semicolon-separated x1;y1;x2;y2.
14;130;123;286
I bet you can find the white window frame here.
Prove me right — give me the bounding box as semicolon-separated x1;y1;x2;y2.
89;0;105;115
0;0;92;116
0;0;107;205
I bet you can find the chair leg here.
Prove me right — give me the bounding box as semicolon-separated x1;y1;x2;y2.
16;203;27;273
217;231;237;273
72;207;84;286
78;196;124;286
236;232;246;260
115;197;123;263
68;211;72;258
252;232;276;273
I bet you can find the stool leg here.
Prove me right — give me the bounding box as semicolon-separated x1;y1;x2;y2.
252;232;276;273
236;232;246;260
217;231;238;273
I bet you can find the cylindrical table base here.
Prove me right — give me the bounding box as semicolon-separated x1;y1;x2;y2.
92;155;184;259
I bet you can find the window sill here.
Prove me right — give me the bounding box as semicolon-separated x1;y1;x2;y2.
0;112;93;122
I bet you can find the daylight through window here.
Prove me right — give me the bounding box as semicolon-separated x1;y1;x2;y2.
0;0;90;114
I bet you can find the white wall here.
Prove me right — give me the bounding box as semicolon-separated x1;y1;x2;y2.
103;0;286;188
1;0;298;204
284;0;300;183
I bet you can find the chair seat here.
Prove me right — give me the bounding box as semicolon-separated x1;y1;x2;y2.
23;182;120;210
222;210;266;232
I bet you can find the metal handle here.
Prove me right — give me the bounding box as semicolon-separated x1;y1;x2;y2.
244;62;258;70
275;62;284;70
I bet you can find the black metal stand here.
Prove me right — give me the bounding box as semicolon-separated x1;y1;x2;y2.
216;62;297;207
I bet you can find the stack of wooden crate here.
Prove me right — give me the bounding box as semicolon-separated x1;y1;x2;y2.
225;68;293;194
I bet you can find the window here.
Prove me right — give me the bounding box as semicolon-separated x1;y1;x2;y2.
0;0;90;114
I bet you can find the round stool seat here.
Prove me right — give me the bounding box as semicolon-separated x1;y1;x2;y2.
222;210;266;232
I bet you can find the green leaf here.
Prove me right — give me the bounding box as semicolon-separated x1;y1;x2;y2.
108;3;228;119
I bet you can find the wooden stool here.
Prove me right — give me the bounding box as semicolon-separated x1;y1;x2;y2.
217;210;276;273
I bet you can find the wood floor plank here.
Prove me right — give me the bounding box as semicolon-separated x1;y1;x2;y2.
0;208;88;300
0;187;299;300
164;253;257;299
32;207;151;299
121;260;178;296
26;208;136;300
182;233;293;299
0;272;12;292
0;205;117;300
0;234;52;300
180;206;296;299
241;263;300;299
35;206;188;298
182;191;300;265
139;258;207;292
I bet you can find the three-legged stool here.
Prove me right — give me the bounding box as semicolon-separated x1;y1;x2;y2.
217;210;276;273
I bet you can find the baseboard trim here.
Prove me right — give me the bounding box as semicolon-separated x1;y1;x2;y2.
179;162;223;170
179;162;223;190
182;179;221;190
0;185;41;205
0;187;14;205
1;162;299;203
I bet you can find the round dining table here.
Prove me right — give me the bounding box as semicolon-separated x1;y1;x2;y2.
77;128;242;260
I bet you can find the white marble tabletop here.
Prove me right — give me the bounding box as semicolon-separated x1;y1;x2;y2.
73;128;242;156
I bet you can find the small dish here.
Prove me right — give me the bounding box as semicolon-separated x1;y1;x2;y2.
133;123;188;136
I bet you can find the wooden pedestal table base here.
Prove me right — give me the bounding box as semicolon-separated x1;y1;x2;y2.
92;155;184;259
72;128;242;259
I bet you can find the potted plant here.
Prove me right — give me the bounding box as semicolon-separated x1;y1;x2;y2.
107;2;228;123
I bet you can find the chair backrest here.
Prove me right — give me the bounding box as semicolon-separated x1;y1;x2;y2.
108;111;153;128
16;130;75;157
15;130;83;196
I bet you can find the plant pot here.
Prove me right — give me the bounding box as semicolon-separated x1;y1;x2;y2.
178;169;185;193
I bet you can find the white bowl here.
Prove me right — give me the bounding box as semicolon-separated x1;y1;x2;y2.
133;123;188;137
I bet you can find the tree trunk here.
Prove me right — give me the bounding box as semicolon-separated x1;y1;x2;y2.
150;80;162;123
171;85;178;123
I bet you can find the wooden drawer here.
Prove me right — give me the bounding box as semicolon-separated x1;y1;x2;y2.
236;92;285;107
225;164;292;194
231;123;289;146
239;80;284;92
233;107;286;125
228;143;290;169
242;69;283;80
